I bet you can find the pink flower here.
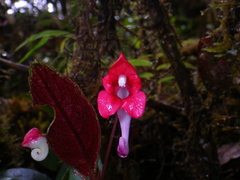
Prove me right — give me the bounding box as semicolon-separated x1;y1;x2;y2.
22;128;49;161
97;53;146;158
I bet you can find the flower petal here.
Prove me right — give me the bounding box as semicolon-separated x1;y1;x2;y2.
97;90;122;118
104;53;142;93
117;87;129;99
117;109;131;158
30;136;49;161
102;75;116;94
22;128;43;147
128;75;142;94
117;137;129;158
22;128;49;162
121;91;146;118
108;53;138;78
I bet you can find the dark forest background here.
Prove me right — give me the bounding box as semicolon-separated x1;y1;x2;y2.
1;0;240;179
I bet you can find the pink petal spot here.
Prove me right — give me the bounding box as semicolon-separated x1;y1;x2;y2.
122;91;146;118
97;90;122;118
22;128;43;147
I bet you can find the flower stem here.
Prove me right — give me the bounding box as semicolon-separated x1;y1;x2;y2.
101;115;118;180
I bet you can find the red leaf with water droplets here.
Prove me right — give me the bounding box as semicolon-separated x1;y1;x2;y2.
29;61;100;177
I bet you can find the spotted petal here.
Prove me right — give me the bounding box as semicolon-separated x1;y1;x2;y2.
121;91;146;118
97;90;122;118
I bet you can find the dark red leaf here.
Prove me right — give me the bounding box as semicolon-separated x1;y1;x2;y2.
29;61;100;177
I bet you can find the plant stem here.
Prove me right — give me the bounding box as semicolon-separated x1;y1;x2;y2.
101;115;119;180
0;57;29;71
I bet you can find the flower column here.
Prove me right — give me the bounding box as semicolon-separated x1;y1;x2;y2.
98;53;146;158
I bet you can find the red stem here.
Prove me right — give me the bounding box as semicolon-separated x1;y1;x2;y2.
101;115;119;180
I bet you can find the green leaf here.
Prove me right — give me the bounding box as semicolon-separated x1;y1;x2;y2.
56;164;86;180
181;38;198;45
134;37;141;49
18;36;49;63
129;55;152;67
129;59;152;66
15;30;71;52
39;150;60;171
183;62;196;69
59;38;68;52
157;76;175;84
38;105;54;117
139;72;154;79
209;3;226;8
56;163;70;180
69;169;85;180
156;63;170;70
203;41;231;53
156;62;195;70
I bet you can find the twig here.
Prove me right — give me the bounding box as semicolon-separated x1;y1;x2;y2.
147;99;186;119
0;57;29;71
117;21;140;38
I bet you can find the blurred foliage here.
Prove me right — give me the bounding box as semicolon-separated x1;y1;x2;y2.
0;95;53;174
1;0;240;179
